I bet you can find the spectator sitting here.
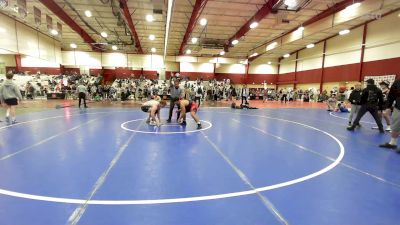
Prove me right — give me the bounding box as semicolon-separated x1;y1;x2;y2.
327;94;337;111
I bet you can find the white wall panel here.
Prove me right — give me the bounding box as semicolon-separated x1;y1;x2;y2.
0;14;18;53
325;26;363;67
62;51;102;67
180;62;214;73
21;56;59;68
0;55;16;67
364;13;400;62
215;64;245;74
16;23;39;57
249;63;277;74
38;33;55;61
166;61;179;71
297;43;324;71
280;54;296;74
102;53;127;67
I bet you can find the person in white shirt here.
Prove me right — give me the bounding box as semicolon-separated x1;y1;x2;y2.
241;84;249;105
141;98;167;126
194;82;204;106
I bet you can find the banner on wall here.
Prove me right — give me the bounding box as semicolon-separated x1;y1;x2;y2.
33;6;41;26
364;75;396;87
46;15;52;30
0;0;9;9
17;0;26;18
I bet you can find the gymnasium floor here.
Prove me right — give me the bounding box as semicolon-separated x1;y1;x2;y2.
1;101;400;225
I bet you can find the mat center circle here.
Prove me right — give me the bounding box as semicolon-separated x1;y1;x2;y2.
121;119;213;134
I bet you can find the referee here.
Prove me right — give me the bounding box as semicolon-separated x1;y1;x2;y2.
167;79;183;123
77;82;88;108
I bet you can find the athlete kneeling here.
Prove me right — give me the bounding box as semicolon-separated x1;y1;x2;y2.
141;99;167;126
177;99;202;129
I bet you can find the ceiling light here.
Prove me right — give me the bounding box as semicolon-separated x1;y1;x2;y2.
112;45;118;50
306;43;315;48
232;39;239;45
149;34;155;40
200;18;207;26
267;61;272;65
70;43;77;49
298;26;304;31
186;49;191;54
191;37;198;44
339;29;350;35
151;48;156;53
220;51;225;56
346;2;361;10
250;22;258;29
284;0;297;8
283;54;290;58
266;41;278;51
50;29;58;35
84;10;92;18
100;31;108;38
146;14;154;22
0;27;6;33
250;53;258;58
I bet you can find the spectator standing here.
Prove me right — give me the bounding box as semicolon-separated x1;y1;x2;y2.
348;83;362;126
380;79;400;150
0;72;23;124
347;79;384;133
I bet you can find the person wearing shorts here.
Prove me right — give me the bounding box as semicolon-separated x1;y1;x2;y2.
0;72;23;124
141;99;166;126
380;79;400;151
176;99;201;129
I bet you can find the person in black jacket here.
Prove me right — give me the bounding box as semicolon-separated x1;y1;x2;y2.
347;79;384;133
348;83;362;126
380;79;400;151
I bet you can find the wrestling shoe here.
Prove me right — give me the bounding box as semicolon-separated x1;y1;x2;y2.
379;143;397;149
166;119;171;123
386;126;392;132
5;117;10;124
347;126;355;131
11;120;17;125
149;121;157;126
197;123;202;129
180;121;187;126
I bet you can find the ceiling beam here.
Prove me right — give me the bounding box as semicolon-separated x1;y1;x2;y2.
249;0;365;61
225;0;280;52
38;0;99;51
178;0;208;55
119;0;144;54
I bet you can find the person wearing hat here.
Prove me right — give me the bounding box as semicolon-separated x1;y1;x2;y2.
380;78;400;150
347;79;384;133
371;81;392;131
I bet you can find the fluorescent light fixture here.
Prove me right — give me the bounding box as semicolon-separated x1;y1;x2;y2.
267;61;272;65
284;0;297;8
191;37;198;44
266;41;278;51
70;43;77;49
220;51;225;56
112;45;118;50
283;53;290;58
200;18;207;26
346;2;361;10
232;39;239;45
149;34;155;40
250;22;259;29
100;31;108;38
339;29;350;35
84;10;92;17
0;27;6;33
186;49;191;54
250;53;258;57
298;26;304;31
306;43;315;48
151;48;156;53
50;29;58;35
146;14;154;22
